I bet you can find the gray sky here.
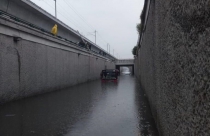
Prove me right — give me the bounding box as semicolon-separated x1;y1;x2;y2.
31;0;144;59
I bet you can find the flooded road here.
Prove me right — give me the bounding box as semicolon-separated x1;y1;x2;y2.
0;75;158;136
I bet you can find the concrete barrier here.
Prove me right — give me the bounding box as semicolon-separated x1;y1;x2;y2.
136;0;210;135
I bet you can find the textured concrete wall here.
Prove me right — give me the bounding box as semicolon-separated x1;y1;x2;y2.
136;0;210;135
0;33;114;103
0;0;116;104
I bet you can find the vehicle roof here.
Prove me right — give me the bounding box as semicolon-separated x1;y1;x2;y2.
102;69;116;72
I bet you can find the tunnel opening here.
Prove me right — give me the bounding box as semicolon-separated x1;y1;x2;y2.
115;65;134;75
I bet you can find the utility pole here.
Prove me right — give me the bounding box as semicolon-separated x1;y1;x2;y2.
88;31;97;45
107;44;109;53
107;44;110;54
95;30;96;45
54;0;57;18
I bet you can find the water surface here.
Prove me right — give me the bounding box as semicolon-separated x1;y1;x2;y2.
0;75;158;136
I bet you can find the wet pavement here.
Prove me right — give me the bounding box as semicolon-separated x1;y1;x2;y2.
0;75;158;136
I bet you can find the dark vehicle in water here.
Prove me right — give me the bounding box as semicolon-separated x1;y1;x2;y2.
100;69;118;81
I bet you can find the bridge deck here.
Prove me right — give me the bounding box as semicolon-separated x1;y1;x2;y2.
115;59;134;65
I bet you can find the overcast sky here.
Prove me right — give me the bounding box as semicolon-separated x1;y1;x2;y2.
31;0;144;59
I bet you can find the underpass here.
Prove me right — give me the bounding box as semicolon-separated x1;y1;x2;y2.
115;59;135;75
0;1;159;136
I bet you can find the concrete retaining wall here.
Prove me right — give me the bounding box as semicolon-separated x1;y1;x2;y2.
136;0;210;135
0;17;114;104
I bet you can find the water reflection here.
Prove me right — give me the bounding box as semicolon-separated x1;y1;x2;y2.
101;81;118;91
0;75;158;136
120;67;131;75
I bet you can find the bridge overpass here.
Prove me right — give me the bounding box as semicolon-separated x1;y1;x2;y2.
115;59;134;75
115;59;134;65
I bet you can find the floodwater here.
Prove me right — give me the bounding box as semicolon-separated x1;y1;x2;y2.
0;75;158;136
